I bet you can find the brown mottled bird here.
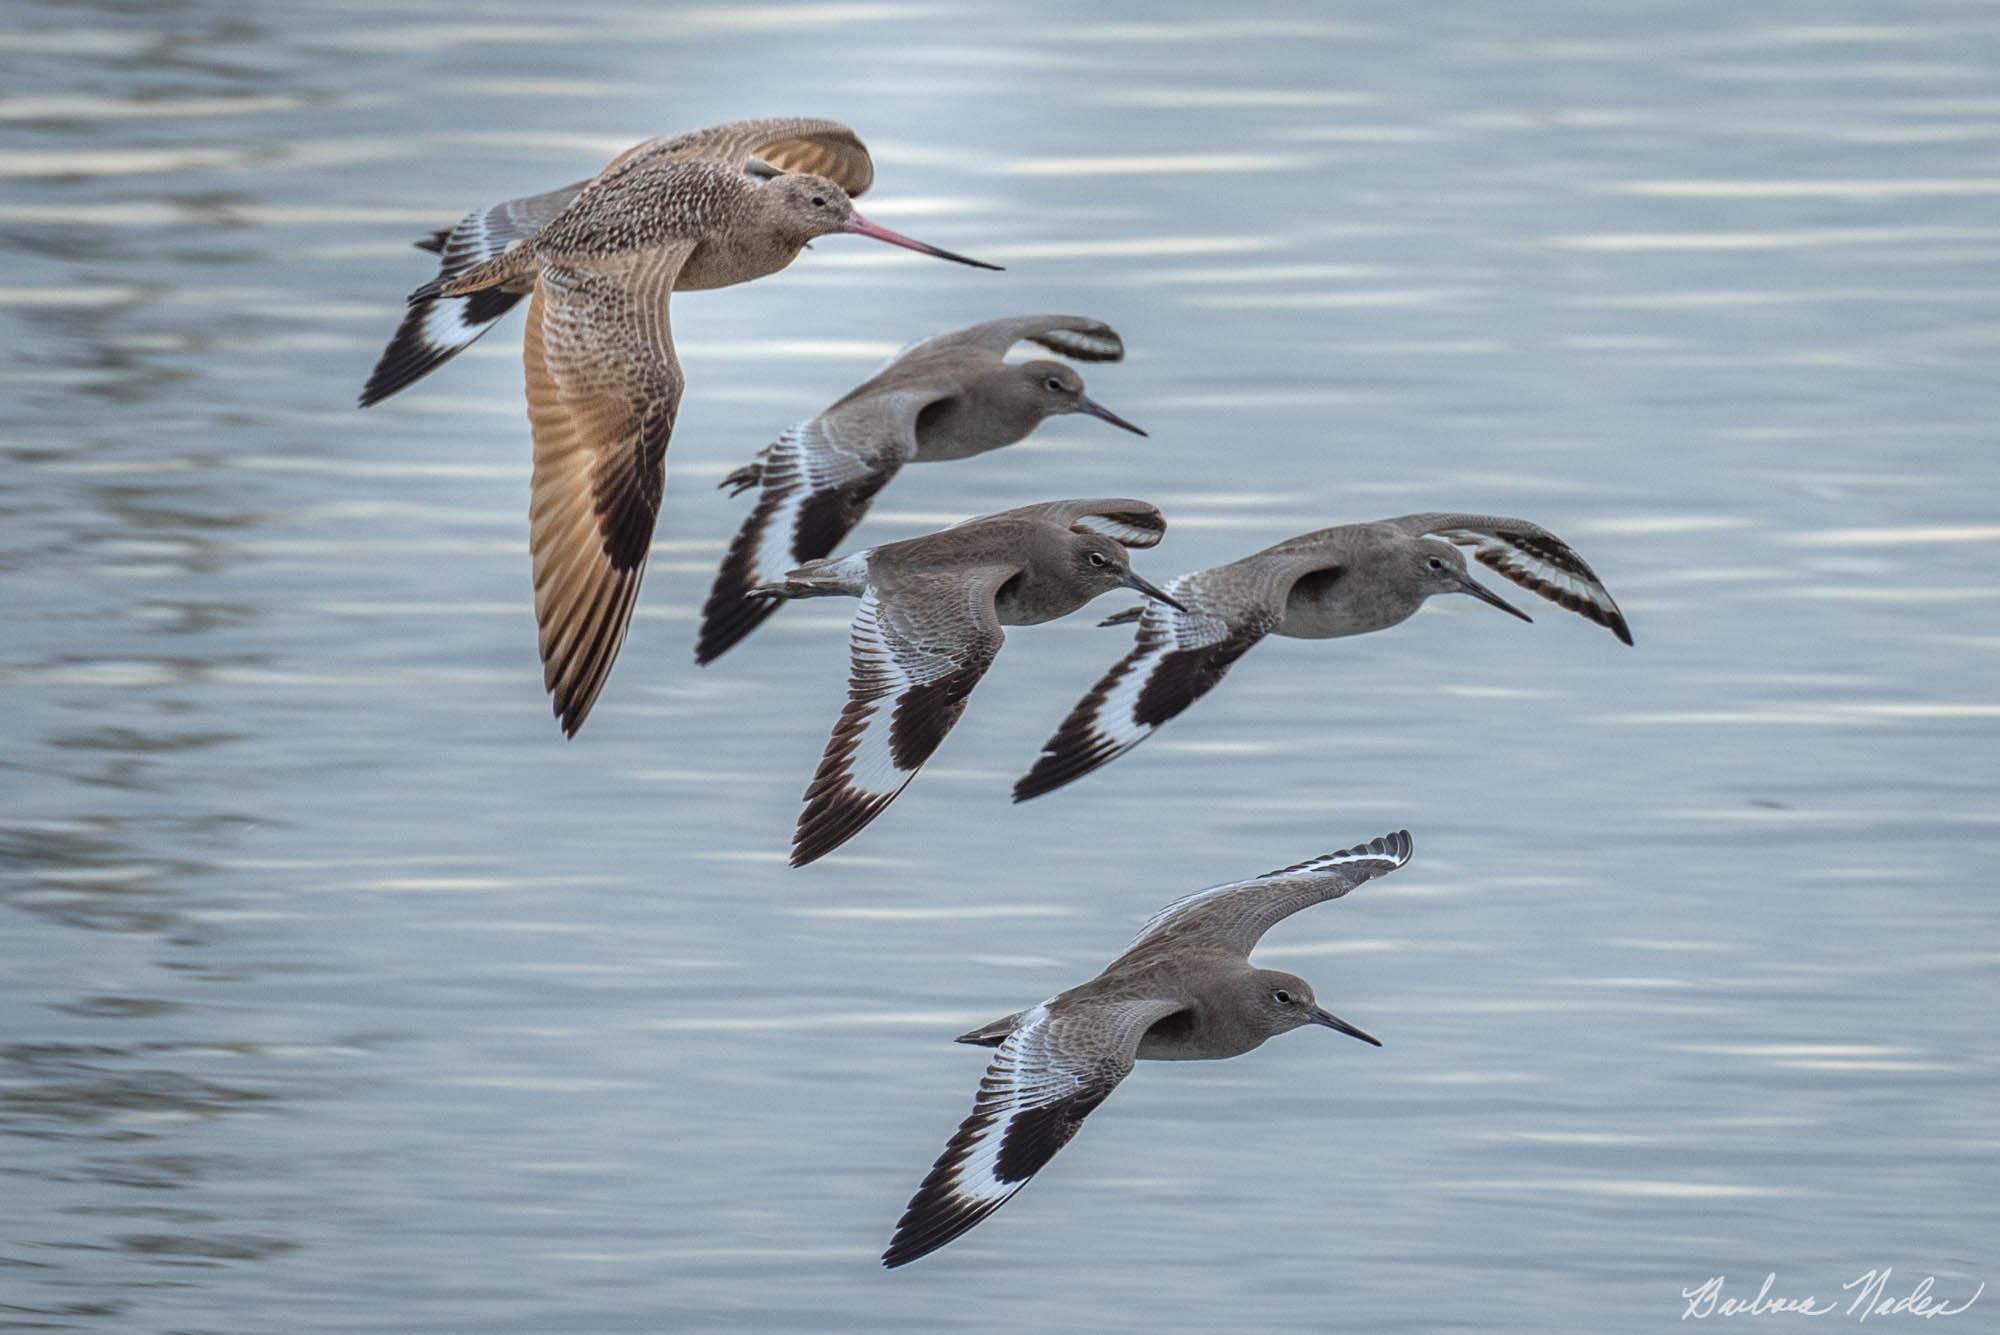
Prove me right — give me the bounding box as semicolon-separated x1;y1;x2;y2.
358;118;999;734
883;830;1411;1268
1015;513;1633;799
754;499;1184;866
695;314;1145;666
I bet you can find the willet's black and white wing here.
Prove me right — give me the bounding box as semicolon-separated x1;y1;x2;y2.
696;390;934;664
360;180;589;406
1119;830;1413;959
882;996;1183;1268
1387;513;1633;646
994;497;1167;549
891;314;1128;367
1013;549;1305;800
791;565;1014;866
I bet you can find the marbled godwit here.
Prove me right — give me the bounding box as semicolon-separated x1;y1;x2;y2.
358;118;998;734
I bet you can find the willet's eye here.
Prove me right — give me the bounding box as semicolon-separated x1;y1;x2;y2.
1427;558;1444;570
1045;378;1063;391
1273;989;1292;1004
1088;552;1108;567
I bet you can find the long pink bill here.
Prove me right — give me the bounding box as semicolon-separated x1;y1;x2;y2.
843;211;1003;270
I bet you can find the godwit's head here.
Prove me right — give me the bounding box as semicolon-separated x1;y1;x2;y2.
763;173;1001;270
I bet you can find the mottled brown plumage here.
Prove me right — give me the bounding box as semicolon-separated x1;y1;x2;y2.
356;118;999;734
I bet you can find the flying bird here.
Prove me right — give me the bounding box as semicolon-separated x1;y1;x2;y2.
696;314;1144;665
758;499;1184;866
357;117;998;734
1015;513;1632;799
883;829;1411;1268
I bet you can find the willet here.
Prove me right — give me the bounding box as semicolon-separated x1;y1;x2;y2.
356;118;999;735
1015;512;1632;799
695;314;1145;665
881;829;1412;1268
757;499;1184;866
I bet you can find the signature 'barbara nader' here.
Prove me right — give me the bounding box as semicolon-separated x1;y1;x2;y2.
1682;1270;1984;1322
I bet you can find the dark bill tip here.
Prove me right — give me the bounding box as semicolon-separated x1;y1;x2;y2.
1121;570;1187;614
1310;1007;1382;1047
1459;576;1533;624
1075;395;1148;437
843;211;1003;270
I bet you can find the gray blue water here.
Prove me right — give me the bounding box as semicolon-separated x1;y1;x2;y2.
2;2;1996;1331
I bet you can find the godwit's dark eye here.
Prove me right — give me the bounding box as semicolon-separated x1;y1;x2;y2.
811;195;827;208
1273;989;1293;1005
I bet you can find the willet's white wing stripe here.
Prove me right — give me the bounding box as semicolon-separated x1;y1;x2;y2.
1127;830;1414;953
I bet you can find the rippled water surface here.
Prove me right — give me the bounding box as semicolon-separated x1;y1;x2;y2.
3;2;1997;1331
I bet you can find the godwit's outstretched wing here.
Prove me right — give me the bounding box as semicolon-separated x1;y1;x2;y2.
613;117;874;196
524;244;696;735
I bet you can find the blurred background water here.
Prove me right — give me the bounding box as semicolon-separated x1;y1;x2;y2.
2;1;1997;1331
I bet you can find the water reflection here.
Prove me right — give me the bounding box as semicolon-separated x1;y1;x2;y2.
1;0;1996;1330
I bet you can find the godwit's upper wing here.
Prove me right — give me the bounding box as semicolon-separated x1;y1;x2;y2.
995;497;1167;549
695;389;938;665
609;117;874;196
792;564;1016;866
1385;513;1633;646
891;314;1128;366
1012;550;1307;801
524;246;695;735
1117;830;1412;960
360;180;591;406
882;996;1184;1268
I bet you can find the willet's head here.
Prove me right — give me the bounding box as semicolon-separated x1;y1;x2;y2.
760;174;1000;270
1061;529;1186;611
1410;537;1532;625
1240;968;1382;1048
1004;360;1147;437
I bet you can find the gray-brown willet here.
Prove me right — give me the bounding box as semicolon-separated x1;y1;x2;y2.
356;118;999;735
1015;512;1632;800
756;499;1184;867
881;829;1412;1268
695;314;1145;666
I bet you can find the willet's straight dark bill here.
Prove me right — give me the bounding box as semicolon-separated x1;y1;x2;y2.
883;829;1412;1269
755;498;1184;867
1015;512;1632;800
696;313;1145;666
356;117;999;736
